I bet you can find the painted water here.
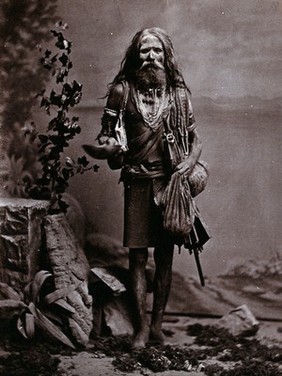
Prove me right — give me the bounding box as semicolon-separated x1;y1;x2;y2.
53;99;281;278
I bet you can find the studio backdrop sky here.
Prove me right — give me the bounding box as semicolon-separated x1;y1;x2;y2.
57;0;282;105
2;0;279;277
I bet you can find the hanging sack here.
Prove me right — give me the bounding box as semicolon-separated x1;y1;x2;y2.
188;160;209;197
161;172;195;242
163;126;209;197
161;170;211;248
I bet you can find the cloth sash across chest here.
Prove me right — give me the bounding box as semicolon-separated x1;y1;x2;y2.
123;123;168;179
122;86;172;179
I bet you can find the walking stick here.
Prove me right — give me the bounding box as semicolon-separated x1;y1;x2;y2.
188;219;207;287
193;247;205;287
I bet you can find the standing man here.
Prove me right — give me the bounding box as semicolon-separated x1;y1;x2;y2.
96;27;202;348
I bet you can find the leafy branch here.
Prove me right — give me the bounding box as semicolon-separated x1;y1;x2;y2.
27;22;98;213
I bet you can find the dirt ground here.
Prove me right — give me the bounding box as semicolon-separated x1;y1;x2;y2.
55;316;282;376
0;315;281;376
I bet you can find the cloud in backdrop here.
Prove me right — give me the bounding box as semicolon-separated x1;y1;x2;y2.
57;0;282;105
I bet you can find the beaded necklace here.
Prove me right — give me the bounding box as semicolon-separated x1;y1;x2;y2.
131;85;172;130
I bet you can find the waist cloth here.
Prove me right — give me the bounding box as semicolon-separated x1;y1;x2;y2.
123;176;169;248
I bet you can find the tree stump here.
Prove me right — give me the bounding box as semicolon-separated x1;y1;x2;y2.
44;213;93;346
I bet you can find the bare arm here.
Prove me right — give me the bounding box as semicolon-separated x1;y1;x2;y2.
97;83;124;144
84;84;125;165
100;83;127;169
175;128;202;175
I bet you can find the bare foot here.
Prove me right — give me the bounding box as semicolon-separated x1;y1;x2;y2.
132;328;149;349
149;327;165;345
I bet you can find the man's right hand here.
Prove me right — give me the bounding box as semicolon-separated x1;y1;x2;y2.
98;136;118;146
82;139;123;160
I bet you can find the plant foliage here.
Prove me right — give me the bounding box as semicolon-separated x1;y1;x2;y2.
1;3;98;211
25;22;99;213
0;271;76;349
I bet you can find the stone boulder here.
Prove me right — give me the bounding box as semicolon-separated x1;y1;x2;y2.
215;304;259;337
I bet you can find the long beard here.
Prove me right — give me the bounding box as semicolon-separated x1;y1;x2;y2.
134;65;167;92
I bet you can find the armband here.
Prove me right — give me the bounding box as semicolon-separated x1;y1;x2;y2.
99;107;119;138
104;108;118;117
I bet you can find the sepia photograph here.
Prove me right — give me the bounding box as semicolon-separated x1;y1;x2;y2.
0;1;281;375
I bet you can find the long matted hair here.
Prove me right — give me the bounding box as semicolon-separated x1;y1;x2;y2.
109;27;189;91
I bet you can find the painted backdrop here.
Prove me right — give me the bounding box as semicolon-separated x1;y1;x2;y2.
46;0;281;277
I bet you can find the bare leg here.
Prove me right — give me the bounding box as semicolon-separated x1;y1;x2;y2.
129;247;149;348
150;241;174;345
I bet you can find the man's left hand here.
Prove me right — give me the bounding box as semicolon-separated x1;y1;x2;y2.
175;157;196;176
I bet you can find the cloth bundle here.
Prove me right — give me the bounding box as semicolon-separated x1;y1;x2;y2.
188;160;209;197
161;172;210;249
161;172;195;243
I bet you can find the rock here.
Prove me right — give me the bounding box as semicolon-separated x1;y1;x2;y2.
215;304;259;336
85;233;156;337
241;285;265;295
91;267;126;295
0;198;49;292
63;193;87;248
85;232;129;269
103;295;134;336
44;213;93;346
260;291;282;302
222;257;282;278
